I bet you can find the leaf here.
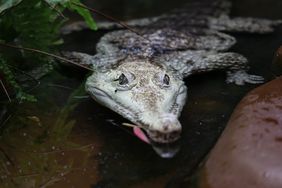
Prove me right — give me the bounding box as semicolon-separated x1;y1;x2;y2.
0;0;65;102
45;0;97;30
0;0;97;102
65;0;97;30
0;0;23;14
45;0;68;4
0;56;37;102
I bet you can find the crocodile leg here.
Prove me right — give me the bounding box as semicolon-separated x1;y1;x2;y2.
156;50;264;85
61;51;95;68
209;15;282;33
61;51;127;70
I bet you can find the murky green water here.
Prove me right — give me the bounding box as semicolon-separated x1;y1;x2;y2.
1;0;282;187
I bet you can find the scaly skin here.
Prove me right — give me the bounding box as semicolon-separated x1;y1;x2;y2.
62;0;281;158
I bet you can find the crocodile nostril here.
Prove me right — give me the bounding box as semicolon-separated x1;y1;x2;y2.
163;125;169;131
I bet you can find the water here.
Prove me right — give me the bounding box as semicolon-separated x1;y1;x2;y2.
0;0;282;187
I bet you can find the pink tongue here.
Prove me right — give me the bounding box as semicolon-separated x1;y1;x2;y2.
133;127;150;144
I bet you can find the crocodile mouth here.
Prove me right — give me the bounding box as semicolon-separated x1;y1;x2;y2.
88;86;185;158
132;126;181;158
151;140;181;158
88;86;139;122
90;87;109;98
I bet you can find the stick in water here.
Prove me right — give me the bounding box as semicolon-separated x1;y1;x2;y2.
0;79;12;102
0;43;93;71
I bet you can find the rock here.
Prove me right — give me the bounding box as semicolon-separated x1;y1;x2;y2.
200;76;282;188
272;46;282;75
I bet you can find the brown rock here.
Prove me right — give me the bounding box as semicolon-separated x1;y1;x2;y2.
272;46;282;75
200;77;282;188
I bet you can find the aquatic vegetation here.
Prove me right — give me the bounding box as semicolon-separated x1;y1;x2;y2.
0;0;96;102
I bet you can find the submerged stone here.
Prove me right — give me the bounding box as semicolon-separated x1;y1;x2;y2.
200;77;282;188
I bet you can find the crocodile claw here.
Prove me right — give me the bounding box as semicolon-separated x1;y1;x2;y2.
226;70;264;85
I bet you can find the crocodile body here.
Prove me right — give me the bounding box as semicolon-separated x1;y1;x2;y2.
63;0;281;158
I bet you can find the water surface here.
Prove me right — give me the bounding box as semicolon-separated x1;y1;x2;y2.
0;0;282;187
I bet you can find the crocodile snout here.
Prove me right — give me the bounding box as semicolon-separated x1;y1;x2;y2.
146;115;182;143
147;129;181;143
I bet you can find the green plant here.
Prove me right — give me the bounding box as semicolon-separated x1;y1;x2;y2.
0;0;96;102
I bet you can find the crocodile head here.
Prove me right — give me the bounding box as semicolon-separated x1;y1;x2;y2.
86;59;187;158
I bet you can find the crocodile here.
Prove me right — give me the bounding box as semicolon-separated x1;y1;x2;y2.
63;0;281;158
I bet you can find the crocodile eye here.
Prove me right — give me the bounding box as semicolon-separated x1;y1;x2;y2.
153;72;171;88
163;74;170;86
114;72;136;91
118;73;129;85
